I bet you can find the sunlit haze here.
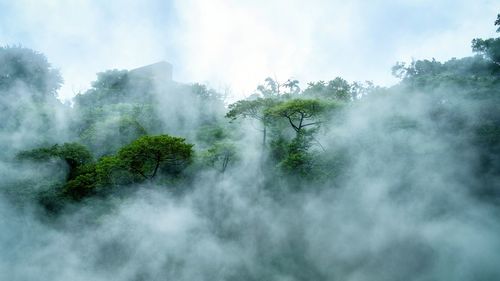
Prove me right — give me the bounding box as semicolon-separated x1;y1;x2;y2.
1;0;498;101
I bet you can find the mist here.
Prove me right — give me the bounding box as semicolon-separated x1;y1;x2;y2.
1;3;500;281
1;0;498;101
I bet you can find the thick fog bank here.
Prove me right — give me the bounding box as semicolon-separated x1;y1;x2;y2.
1;20;500;278
1;89;499;281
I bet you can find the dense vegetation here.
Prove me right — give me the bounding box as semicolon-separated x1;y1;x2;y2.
0;15;499;281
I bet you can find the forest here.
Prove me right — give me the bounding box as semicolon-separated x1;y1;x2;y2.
0;14;499;281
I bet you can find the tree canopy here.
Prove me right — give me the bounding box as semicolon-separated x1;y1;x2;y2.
265;99;337;135
0;46;62;96
117;135;194;180
17;143;93;180
2;13;500;215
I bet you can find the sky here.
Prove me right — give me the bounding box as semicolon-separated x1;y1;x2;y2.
0;0;499;101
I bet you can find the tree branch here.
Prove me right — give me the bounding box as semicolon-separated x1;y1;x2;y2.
286;116;300;132
131;167;148;180
302;121;322;127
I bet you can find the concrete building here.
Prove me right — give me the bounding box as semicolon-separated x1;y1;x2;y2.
129;61;173;82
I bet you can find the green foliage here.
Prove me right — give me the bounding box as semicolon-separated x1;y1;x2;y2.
0;46;67;152
270;136;289;163
63;164;99;200
471;13;500;64
117;135;194;180
263;99;341;179
18;143;93;180
472;38;500;65
5;15;500;209
17;143;95;202
73;69;151;107
496;13;500;32
191;83;222;101
200;142;238;173
17;145;58;161
59;135;194;200
387;17;500;198
75;103;154;156
265;99;338;135
226;98;277;122
302;77;352;101
73;72;225;157
392;56;500;96
196;124;228;147
0;46;62;96
56;143;93;167
226;97;279;146
62;155;133;200
256;77;281;97
196;86;226;123
283;79;300;95
91;69;129;90
278;134;314;177
391;59;445;82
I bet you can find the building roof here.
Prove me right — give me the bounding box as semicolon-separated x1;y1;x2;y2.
130;61;172;73
129;61;173;81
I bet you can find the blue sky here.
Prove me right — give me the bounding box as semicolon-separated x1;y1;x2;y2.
0;0;498;101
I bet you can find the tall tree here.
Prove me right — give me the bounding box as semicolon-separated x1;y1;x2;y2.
471;13;500;65
265;99;336;137
495;13;500;32
226;97;278;146
17;143;93;180
117;135;193;180
256;77;281;97
283;79;300;95
302;77;353;101
0;46;62;97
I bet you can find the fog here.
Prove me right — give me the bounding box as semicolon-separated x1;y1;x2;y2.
1;4;500;281
2;78;499;280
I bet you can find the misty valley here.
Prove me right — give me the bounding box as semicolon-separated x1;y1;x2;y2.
1;12;500;281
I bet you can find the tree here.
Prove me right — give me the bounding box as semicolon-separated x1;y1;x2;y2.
256;77;281;97
351;81;379;99
326;78;352;102
496;13;500;32
74;70;131;107
471;13;500;65
278;134;315;178
201;142;238;173
0;46;62;97
17;143;93;180
91;69;129;90
265;99;339;176
0;47;66;150
117;135;193;180
78;109;149;157
265;99;336;136
472;38;500;65
302;78;353;101
226;98;278;146
191;83;222;101
283;79;300;95
62;155;134;200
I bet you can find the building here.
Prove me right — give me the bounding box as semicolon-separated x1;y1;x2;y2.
129;61;173;82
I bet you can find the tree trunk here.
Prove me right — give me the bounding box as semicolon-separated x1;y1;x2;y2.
262;126;267;147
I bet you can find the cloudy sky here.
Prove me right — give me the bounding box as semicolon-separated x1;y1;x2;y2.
0;0;498;101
